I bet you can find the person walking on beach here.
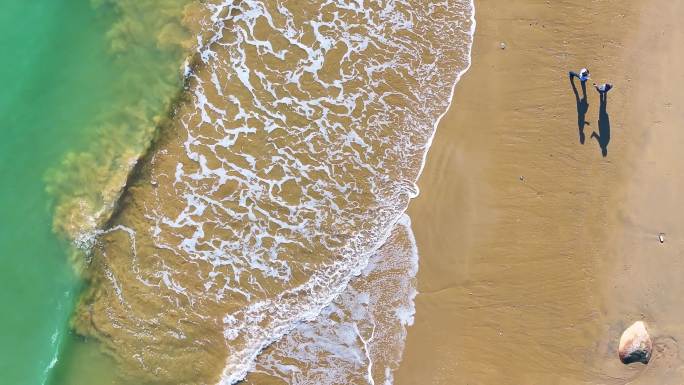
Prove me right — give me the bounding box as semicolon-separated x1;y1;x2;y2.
569;68;590;82
569;68;590;143
591;82;612;157
593;82;613;94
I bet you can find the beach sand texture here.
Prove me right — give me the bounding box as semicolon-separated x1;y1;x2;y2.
397;0;684;384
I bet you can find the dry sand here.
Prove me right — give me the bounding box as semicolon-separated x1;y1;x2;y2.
396;0;684;384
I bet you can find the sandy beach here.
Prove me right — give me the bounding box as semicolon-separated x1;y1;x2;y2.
397;0;684;384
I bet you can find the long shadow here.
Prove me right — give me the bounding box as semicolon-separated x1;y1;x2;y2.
591;91;610;157
570;76;589;143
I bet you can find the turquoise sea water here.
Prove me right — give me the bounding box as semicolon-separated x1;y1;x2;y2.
0;2;117;384
0;1;188;384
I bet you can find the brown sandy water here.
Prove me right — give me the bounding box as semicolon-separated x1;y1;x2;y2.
396;0;684;384
67;1;475;384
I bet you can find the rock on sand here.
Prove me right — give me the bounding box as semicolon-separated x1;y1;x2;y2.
618;321;652;364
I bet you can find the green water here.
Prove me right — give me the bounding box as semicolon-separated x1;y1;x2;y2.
0;2;117;384
0;1;190;384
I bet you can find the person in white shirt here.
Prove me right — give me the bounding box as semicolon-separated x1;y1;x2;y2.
570;70;590;144
593;83;613;93
591;82;612;157
569;68;590;82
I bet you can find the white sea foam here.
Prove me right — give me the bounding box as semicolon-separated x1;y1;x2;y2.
41;290;73;385
42;328;61;384
198;2;475;384
250;215;419;385
89;0;476;383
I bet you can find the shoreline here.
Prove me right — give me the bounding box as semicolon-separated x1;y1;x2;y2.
412;0;477;191
396;0;684;383
58;2;478;385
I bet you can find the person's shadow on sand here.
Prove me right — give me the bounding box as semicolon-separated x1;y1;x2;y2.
570;76;589;143
591;90;610;157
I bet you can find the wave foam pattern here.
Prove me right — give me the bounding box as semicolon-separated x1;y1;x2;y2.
248;215;418;385
75;1;473;384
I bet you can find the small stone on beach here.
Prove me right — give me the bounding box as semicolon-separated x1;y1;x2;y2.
618;321;652;365
658;233;665;243
500;42;506;50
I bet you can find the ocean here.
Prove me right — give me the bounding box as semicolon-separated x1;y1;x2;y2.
0;1;114;383
2;1;474;384
1;0;191;384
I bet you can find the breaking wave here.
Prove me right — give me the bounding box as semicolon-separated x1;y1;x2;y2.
71;0;475;384
249;215;419;385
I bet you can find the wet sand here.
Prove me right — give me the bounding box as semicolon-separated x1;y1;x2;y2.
397;0;684;384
